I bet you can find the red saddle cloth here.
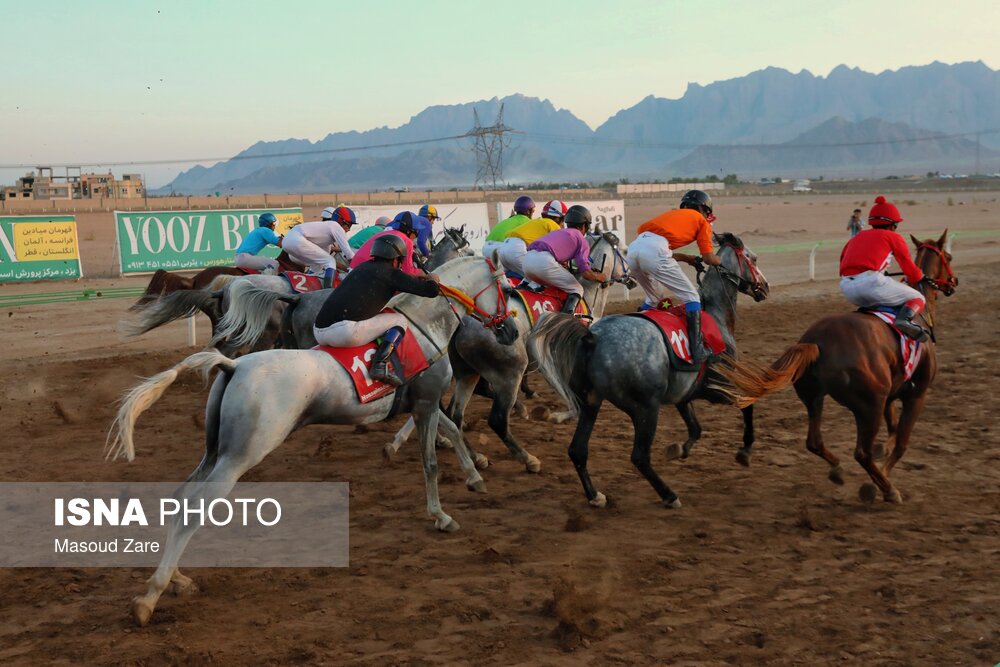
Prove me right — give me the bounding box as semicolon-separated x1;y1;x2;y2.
511;283;589;325
237;268;260;275
865;311;923;381
281;271;336;293
314;327;429;404
631;306;726;364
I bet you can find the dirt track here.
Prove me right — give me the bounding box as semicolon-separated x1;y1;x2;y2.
1;240;998;664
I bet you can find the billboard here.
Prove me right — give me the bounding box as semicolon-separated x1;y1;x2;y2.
0;215;82;282
347;203;491;253
496;200;628;245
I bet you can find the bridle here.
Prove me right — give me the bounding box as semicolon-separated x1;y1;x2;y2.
437;257;514;331
586;232;634;288
915;243;958;296
700;238;767;300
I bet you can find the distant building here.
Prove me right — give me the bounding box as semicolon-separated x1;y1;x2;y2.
0;167;144;201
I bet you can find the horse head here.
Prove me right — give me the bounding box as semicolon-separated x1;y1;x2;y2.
587;232;635;288
912;229;957;298
432;256;519;346
712;232;770;302
427;225;473;270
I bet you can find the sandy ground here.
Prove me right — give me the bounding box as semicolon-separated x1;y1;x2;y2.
0;194;998;665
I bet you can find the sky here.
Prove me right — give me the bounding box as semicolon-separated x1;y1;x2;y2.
2;0;998;187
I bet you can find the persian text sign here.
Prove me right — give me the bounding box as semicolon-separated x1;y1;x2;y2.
0;215;82;282
114;208;303;274
497;200;628;244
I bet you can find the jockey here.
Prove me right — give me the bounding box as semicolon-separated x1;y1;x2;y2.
314;234;440;386
388;211;433;258
497;199;566;277
629;189;722;363
351;212;424;277
282;206;358;288
522;205;607;314
348;215;392;250
840;196;928;341
483;195;535;261
234;212;282;274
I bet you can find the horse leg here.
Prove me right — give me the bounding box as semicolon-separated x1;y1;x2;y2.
413;400;459;532
876;400;897;460
484;372;541;473
628;401;681;508
850;399;900;503
799;390;844;484
435;409;486;492
383;417;416;463
446;373;488;467
882;391;928;481
568;400;606;507
735;405;755;467
520;370;537;399
666;401;700;461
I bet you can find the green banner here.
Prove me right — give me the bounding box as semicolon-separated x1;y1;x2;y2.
114;208;303;274
0;215;82;283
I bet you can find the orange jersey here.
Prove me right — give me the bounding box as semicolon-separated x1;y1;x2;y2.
637;208;713;253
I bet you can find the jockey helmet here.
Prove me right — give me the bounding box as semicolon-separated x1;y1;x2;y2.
322;206;357;226
258;212;277;228
419;204;440;221
391;211;417;235
867;196;904;227
564;205;592;229
541;200;568;221
680;189;713;217
371;233;408;261
513;195;535;215
375;215;392;227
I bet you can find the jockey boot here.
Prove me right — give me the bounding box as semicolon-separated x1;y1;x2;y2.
370;327;405;386
322;267;336;290
686;309;708;365
894;306;929;342
561;294;582;315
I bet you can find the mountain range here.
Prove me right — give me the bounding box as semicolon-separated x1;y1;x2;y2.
161;61;1000;194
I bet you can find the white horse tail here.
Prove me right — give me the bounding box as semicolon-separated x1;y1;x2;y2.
213;283;292;349
204;273;238;292
106;350;238;462
526;312;595;416
124;288;221;337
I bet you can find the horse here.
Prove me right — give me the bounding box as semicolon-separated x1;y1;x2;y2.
384;232;635;473
215;225;473;351
107;255;517;626
711;231;957;504
527;233;770;508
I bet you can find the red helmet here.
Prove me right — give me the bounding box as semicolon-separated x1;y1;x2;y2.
868;196;903;227
541;200;568;221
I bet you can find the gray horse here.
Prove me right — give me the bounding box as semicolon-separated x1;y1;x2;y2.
527;233;770;508
107;256;515;627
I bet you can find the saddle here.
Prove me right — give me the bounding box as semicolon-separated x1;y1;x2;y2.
509;282;589;325
314;324;429;404
281;271;338;293
626;306;726;369
859;308;923;381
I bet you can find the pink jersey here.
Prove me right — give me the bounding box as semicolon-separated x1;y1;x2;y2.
350;230;421;276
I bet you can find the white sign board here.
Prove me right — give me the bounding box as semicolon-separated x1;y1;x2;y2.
496;200;628;245
348;203;491;252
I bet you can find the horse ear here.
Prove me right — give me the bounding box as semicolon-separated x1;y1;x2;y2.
459;223;466;234
712;232;723;245
490;248;501;266
937;228;949;248
910;234;921;249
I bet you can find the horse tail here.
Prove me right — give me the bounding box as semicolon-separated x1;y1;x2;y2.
124;288;218;336
526;312;595;417
712;343;820;408
106;350;238;462
204;273;237;292
213;283;289;349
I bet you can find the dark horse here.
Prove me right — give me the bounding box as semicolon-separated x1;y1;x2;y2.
527;233;770;508
715;231;957;503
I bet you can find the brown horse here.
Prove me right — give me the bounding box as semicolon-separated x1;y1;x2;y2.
132;251;306;307
715;230;957;503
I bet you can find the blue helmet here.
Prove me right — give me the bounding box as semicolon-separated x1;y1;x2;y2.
513;195;535;215
258;212;278;227
390;211;417;235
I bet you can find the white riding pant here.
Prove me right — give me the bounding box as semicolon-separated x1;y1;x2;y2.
497;238;528;276
282;230;337;274
627;232;700;306
234;252;278;273
840;271;925;309
481;240;504;263
313;312;409;348
521;250;584;297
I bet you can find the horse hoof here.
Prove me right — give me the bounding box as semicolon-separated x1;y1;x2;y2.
525;454;542;473
169;576;198;596
665;444;683;461
735;449;752;467
473;453;490;470
872;443;885;459
589;492;608;508
436;516;461;532
858;483;878;504
131;597;154;627
382;444;396;464
663;497;682;509
435;437;454;450
467;479;487;494
828;464;845;485
885;488;903;504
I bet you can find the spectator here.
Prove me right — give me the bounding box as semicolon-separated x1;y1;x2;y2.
847;208;864;238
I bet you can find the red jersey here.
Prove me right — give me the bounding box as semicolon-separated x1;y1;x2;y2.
839;228;923;284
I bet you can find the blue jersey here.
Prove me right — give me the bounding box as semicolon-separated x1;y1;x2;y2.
388;216;433;257
236;226;280;255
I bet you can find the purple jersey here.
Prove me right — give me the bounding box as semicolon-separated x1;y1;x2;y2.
528;228;591;272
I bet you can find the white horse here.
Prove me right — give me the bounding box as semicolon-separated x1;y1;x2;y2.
107;256;517;626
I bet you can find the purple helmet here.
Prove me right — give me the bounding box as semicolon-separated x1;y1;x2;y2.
513;195;535;215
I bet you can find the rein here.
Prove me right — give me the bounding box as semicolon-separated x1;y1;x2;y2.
586;233;633;288
916;243;958;295
437;258;513;331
